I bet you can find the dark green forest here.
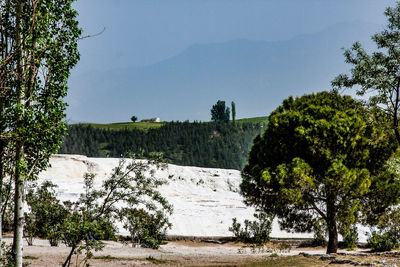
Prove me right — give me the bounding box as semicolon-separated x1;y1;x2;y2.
59;121;266;170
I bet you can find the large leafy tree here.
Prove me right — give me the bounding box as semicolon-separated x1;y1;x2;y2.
332;2;400;144
241;91;400;253
211;100;230;122
0;1;81;265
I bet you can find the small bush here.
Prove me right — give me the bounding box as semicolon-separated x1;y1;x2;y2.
229;213;273;245
366;207;400;252
121;208;171;249
340;226;358;249
368;231;398;252
311;220;327;247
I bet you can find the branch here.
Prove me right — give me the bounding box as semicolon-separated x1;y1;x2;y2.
311;201;327;221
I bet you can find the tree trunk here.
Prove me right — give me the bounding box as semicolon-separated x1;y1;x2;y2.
0;198;2;267
326;198;338;254
12;1;24;266
12;142;24;267
0;144;4;266
394;79;400;144
326;222;338;254
62;246;76;267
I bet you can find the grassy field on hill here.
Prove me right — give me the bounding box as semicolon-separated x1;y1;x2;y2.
77;116;269;131
79;121;165;131
236;116;268;124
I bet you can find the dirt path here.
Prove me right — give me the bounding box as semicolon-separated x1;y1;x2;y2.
4;238;392;267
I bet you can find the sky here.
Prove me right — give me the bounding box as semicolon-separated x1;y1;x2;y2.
67;0;398;123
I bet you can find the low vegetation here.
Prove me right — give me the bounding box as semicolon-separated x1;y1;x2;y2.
235;116;268;124
229;213;273;245
79;121;165;131
21;153;172;267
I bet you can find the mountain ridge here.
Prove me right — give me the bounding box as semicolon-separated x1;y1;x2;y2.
67;22;378;123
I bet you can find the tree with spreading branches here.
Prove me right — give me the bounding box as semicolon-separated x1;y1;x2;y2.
241;91;400;254
211;100;230;123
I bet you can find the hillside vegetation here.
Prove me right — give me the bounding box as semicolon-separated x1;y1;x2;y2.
235;116;268;124
79;121;165;131
77;116;268;131
59;120;267;170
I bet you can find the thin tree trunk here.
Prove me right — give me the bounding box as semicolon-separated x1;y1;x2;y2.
0;145;4;266
12;1;24;266
13;142;24;267
394;79;400;144
0;190;2;265
62;246;76;267
0;204;2;266
0;140;5;265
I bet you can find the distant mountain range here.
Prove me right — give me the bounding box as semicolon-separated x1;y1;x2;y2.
67;22;378;123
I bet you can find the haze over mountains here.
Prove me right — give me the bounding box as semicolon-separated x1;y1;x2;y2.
67;22;377;123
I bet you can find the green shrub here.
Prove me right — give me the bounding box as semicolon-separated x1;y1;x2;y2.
311;220;327;247
368;231;398;252
366;207;400;252
121;208;171;249
229;213;273;245
340;226;358;249
25;181;69;246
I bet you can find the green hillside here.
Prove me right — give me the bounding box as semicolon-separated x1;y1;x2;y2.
60;118;268;170
79;121;165;131
236;116;268;124
77;116;268;131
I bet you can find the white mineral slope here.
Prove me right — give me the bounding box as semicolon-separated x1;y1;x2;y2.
38;154;314;239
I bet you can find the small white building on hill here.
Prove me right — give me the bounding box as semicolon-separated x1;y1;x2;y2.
140;117;161;122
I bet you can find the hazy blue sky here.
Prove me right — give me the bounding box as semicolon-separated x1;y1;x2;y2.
68;0;398;123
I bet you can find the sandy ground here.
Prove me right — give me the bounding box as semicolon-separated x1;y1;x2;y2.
3;237;371;267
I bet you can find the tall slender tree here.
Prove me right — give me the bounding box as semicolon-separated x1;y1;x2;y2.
0;1;81;265
332;2;400;144
231;101;236;123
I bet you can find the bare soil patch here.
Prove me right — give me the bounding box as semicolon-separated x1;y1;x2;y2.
5;238;400;266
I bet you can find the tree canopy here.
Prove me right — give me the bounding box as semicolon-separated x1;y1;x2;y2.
240;91;400;253
211;100;230;122
332;2;400;144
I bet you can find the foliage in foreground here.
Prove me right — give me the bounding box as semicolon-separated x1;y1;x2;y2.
340;226;358;250
241;91;400;254
229;213;273;245
367;207;400;252
310;220;327;247
368;231;398;252
23;153;172;267
25;181;68;246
